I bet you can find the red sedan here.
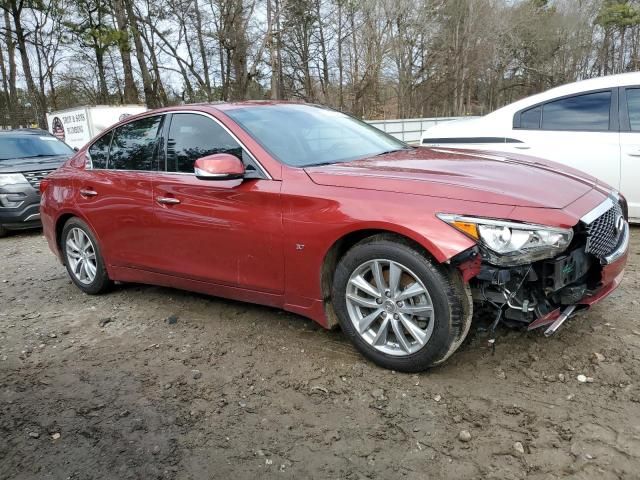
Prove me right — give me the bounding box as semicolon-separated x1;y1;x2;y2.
40;103;629;371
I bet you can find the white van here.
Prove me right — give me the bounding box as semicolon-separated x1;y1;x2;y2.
421;72;640;222
46;105;147;150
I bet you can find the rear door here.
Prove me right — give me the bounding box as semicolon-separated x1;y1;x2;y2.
509;89;621;190
75;115;163;269
618;86;640;221
151;112;283;293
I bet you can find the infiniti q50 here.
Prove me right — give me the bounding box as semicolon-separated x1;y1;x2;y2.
40;103;629;371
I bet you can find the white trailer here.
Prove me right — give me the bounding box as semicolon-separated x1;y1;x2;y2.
46;105;147;150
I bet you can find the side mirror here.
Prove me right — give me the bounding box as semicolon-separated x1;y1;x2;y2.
194;153;245;181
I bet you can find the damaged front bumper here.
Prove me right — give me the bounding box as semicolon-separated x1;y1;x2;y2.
454;211;629;335
529;221;628;332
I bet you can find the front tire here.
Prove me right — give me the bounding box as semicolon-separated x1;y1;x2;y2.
332;235;471;372
61;218;112;294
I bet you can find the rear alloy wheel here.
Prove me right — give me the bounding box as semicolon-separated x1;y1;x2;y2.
333;235;471;372
62;218;112;294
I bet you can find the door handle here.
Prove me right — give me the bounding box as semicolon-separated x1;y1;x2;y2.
514;145;530;150
627;148;640;157
156;196;180;205
80;188;97;197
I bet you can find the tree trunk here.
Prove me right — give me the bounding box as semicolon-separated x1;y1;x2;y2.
9;0;47;128
0;48;9;128
139;26;168;106
316;0;329;101
124;0;160;108
4;10;19;127
350;5;359;115
114;0;139;103
267;0;279;99
337;0;343;110
95;47;109;103
193;0;212;100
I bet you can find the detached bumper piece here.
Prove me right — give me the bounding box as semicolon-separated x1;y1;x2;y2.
544;305;576;337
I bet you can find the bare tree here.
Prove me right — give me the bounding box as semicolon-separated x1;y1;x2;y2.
3;0;640;126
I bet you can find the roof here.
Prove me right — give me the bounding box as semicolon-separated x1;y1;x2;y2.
95;101;326;129
175;99;313;112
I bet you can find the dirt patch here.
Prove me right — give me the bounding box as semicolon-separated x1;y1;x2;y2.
1;229;639;479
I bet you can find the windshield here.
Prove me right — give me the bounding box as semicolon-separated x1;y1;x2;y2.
0;134;74;161
225;104;409;167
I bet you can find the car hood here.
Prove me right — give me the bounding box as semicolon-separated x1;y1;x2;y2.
304;147;601;209
0;155;70;174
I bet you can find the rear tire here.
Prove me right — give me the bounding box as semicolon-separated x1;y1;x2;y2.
332;235;471;372
0;226;7;238
61;217;112;295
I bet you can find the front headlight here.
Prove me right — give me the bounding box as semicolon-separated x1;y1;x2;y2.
0;173;28;186
438;214;573;266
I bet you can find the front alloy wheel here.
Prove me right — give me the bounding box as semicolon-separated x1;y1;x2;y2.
345;259;435;356
333;235;471;372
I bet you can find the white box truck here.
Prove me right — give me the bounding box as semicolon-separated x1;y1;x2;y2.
46;105;147;150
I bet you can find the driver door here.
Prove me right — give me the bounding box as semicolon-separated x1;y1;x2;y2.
150;112;284;294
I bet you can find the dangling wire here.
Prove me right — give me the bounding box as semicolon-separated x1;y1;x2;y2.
481;265;532;354
487;306;504;355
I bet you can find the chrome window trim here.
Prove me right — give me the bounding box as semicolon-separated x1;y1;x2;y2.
82;169;159;175
84;109;272;180
580;192;620;225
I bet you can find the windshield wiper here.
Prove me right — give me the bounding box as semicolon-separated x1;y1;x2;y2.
375;147;411;157
24;153;67;158
303;161;337;167
3;154;67;161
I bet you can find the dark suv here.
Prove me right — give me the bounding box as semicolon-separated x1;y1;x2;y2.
0;129;74;237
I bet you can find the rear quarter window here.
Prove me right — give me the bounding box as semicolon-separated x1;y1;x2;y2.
519;106;541;129
88;132;112;169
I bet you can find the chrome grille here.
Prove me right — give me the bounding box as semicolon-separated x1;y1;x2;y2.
584;201;624;258
22;170;53;189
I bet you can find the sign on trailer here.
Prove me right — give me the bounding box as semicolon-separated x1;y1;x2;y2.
46;105;147;150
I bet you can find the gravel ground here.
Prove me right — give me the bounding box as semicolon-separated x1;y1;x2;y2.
1;228;639;480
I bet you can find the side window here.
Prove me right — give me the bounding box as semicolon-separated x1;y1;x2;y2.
108;116;162;171
541;91;611;131
87;131;112;169
519;106;541;129
166;113;243;173
626;88;640;131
